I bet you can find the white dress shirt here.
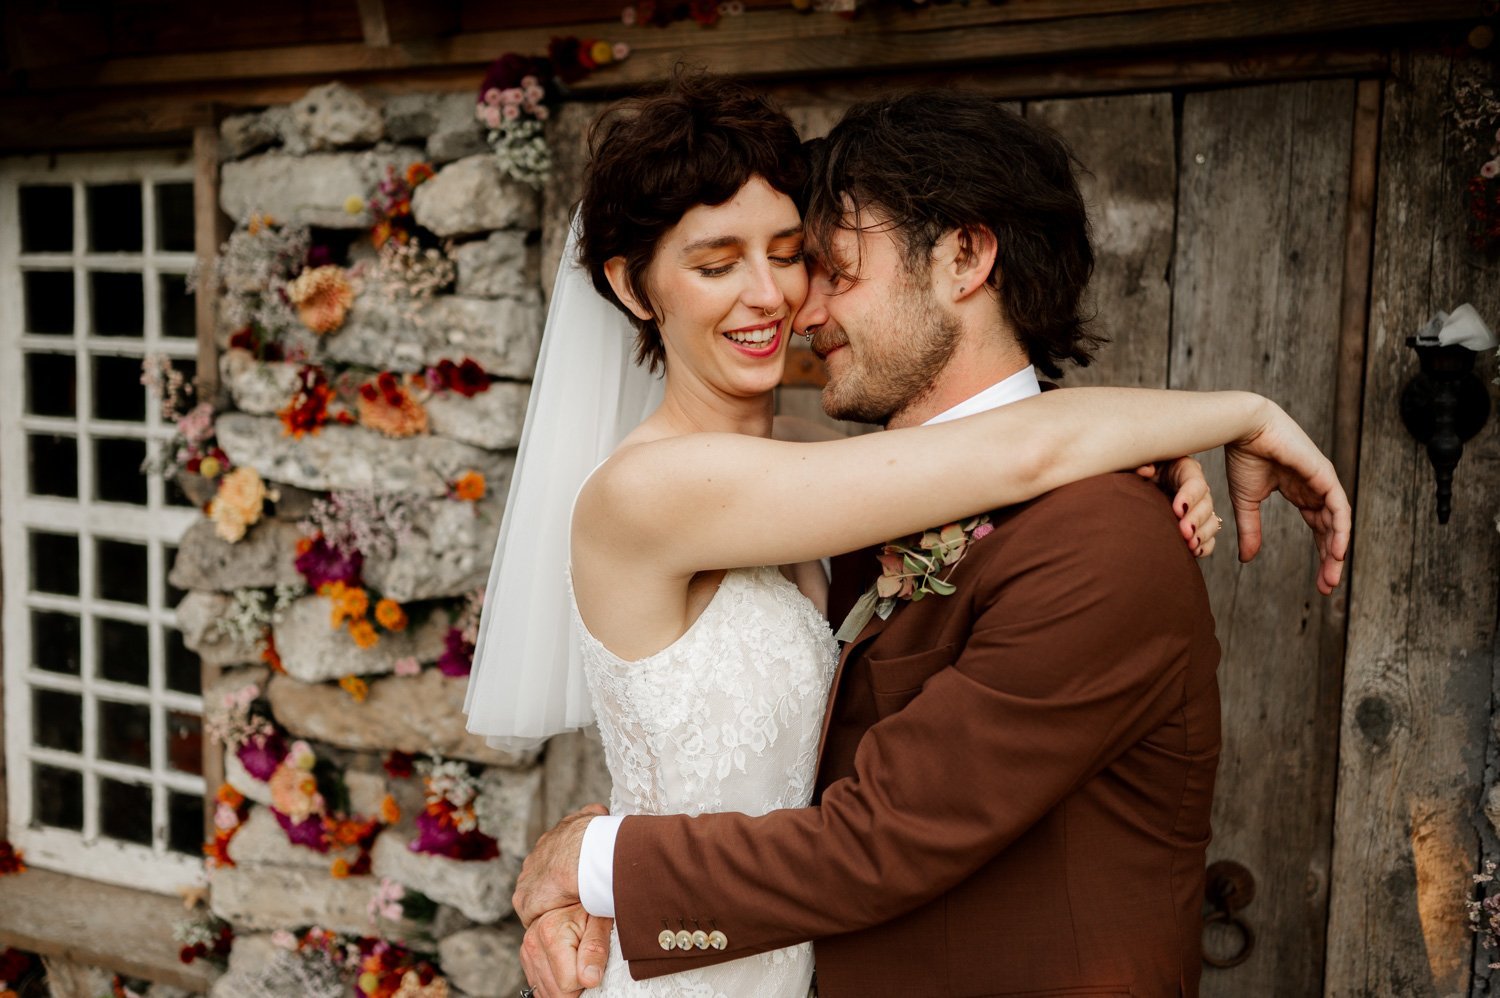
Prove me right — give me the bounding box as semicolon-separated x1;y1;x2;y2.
578;366;1043;918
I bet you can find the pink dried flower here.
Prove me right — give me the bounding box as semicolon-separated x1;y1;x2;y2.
622;5;637;25
502;104;521;122
394;656;421;677
613;42;631;60
500;87;524;106
482;87;502;106
971;522;994;540
1483;159;1500;180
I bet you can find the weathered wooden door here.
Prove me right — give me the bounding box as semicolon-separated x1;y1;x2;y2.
780;79;1362;996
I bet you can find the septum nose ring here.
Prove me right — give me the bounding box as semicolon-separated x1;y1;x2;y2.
761;306;779;317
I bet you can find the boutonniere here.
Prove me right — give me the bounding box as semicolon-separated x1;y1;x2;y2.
833;515;995;642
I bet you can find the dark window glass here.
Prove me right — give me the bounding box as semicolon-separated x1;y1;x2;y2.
92;354;147;422
90;271;144;337
160;273;195;338
34;764;84;830
96;538;148;605
155;183;195;252
99;778;153;845
19;185;73;253
98;618;149;687
33;688;83;753
98;698;152;769
28;433;78;498
165;628;199;695
23;270;73;334
25;352;76;416
30;531;79;595
87;184;143;253
163;544;188;606
167;790;204;855
94;437;147;504
31;611;81;675
167;710;202;776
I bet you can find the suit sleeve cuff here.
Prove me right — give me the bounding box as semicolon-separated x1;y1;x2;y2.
579;814;625;918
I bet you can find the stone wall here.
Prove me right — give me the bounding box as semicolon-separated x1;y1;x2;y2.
175;82;610;998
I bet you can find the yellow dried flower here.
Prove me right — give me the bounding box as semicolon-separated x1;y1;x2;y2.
344;195;366;215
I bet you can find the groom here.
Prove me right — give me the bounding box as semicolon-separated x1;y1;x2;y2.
517;91;1222;997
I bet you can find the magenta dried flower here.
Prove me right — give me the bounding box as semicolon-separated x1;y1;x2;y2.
436;627;475;677
236;730;288;782
274;809;331;852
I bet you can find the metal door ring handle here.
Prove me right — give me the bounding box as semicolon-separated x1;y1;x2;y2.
1202;908;1255;969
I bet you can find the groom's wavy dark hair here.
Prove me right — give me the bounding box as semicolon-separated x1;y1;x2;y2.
577;69;807;373
804;91;1101;378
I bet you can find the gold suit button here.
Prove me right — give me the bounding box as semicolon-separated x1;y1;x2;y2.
674;930;694;950
708;930;728;950
691;930;709;950
657;930;676;951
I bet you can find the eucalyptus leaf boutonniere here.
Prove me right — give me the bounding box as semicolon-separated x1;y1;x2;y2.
834;515;995;642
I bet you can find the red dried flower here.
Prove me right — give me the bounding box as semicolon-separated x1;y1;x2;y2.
385;750;416;779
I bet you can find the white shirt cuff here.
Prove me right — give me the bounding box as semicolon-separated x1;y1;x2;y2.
579;814;625;918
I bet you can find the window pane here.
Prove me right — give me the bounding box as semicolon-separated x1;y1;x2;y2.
33;764;84;831
25;352;76;416
90;271;144;337
23;270;73;335
99;778;153;846
164;628;199;695
98;618;149;687
30;531;79;595
32;610;81;675
167;710;202;776
94;437;147;504
20;185;73;253
98;699;152;769
160;273;195;338
167;790;204;855
87;184;143;253
92;354;147;422
33;688;83;754
28;433;78;498
96;538;148;605
156;183;195;252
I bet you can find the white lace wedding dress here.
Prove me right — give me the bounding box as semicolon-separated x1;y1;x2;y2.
573;564;837;997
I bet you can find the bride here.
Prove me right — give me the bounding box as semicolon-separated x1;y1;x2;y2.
465;74;1347;997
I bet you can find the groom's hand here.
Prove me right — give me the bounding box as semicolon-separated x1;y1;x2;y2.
520;904;614;996
514;804;604;927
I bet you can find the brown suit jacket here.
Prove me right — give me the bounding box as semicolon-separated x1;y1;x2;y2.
613;473;1222;997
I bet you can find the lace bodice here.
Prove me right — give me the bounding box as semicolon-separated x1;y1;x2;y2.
573;565;837;998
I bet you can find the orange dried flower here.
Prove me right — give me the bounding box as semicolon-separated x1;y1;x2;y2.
357;384;429;438
323;581;370;628
262;632;285;674
375;598;408;632
286;265;354;335
330;857;351;878
216;784;246;808
340;674;370;702
208;467;277;543
349;618;380;649
296;536;316;557
203;833;234;868
379;794;402;824
452;471;486;502
406;162;435;187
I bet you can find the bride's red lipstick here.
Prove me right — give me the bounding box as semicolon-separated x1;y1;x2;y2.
722;319;783;358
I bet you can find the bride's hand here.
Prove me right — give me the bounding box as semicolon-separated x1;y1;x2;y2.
1223;400;1351;595
1136;456;1222;558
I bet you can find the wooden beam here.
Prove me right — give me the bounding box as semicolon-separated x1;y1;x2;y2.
14;0;1466;94
0;42;1392;154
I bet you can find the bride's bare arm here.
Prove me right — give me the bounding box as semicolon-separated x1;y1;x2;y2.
579;387;1348;590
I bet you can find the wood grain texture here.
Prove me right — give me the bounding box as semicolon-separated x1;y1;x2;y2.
1324;50;1500;998
1170;79;1355;995
15;0;1462;93
1028;93;1175;388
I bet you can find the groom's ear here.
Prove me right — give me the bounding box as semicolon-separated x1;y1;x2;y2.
939;225;999;303
603;256;655;322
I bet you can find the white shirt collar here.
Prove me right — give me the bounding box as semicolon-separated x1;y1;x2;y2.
921;366;1041;426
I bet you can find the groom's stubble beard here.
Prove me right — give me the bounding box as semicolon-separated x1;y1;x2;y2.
817;276;963;426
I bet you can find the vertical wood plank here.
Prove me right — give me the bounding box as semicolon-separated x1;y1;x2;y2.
1028;92;1175;388
1171;79;1355;995
192;123;227;837
1325;50;1500;998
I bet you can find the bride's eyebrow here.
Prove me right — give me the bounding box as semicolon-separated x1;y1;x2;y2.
679;226;803;255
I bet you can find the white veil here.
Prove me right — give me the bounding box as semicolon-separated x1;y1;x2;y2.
463;216;663;751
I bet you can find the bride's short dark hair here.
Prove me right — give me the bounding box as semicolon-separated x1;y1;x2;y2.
577;69;807;373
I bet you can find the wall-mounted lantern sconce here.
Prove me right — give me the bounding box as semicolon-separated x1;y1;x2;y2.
1400;304;1494;525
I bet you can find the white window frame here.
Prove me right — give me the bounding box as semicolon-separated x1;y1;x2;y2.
1;150;206;894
